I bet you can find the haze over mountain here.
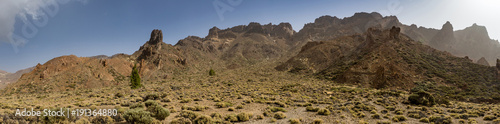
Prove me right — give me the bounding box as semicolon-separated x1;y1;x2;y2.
0;67;33;89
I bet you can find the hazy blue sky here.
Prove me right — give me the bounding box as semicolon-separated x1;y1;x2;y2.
0;0;499;72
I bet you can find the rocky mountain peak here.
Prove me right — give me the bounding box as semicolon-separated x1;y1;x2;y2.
314;15;340;25
429;21;456;51
245;22;265;34
390;26;401;39
442;21;453;32
207;26;220;39
353;12;383;19
463;23;490;39
148;29;163;44
477;57;490;66
271;22;295;39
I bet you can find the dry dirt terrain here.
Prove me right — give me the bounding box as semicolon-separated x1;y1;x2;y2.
0;65;500;124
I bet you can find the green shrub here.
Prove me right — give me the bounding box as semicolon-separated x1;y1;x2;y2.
180;98;192;103
269;107;287;112
458;114;468;119
227;107;235;111
146;104;170;120
144;94;160;101
353;112;366;118
144;100;159;108
263;110;272;117
236;105;243;109
313;118;323;124
215;102;233;108
408;113;420;119
458;119;466;123
395;109;404;115
130;103;144;109
115;92;124;98
178;110;200;120
123;108;154;124
306;106;319;112
317;108;331;115
429;115;452;124
289;118;301;124
372;114;381;119
209;69;216;76
237;113;251;122
75;118;90;124
408;90;436;106
130;64;141;89
274;112;286;119
468;118;477;124
392;115;407;122
256;114;264;120
270;118;277;123
224;114;238;122
210;113;223;119
194;106;207;111
492;118;500;124
484;115;497;121
376;120;391;124
419;118;430;123
193;115;213;124
385;106;396;111
170;118;192;124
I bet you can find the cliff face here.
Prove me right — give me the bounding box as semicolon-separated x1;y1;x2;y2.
429;21;456;52
403;23;500;66
279;26;499;102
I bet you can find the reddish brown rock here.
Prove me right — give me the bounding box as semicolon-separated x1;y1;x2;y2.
148;29;163;44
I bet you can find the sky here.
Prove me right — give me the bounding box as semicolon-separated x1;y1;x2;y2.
0;0;499;73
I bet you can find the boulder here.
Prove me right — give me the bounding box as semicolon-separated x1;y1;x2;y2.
148;29;163;44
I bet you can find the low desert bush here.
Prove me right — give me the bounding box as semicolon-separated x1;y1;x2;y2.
274;112;286;119
193;115;213;124
313;118;323;124
123;108;154;124
289;118;301;124
306;106;319;112
317;108;331;115
237;113;251;122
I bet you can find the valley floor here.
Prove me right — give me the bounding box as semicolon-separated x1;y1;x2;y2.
0;65;500;124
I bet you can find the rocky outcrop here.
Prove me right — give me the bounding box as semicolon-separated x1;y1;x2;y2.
390;26;401;39
497;59;500;69
207;27;220;39
270;23;294;39
477;57;490;66
429;21;456;51
245;22;265;35
497;59;500;80
148;29;163;44
278;26;497;92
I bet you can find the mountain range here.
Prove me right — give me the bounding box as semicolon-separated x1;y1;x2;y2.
2;12;500;103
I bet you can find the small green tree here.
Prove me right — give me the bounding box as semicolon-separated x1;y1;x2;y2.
209;69;216;76
130;64;141;89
